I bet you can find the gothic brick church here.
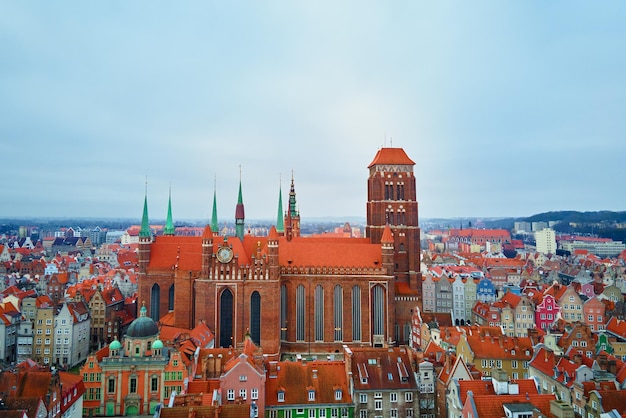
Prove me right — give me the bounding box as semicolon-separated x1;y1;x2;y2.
138;147;421;356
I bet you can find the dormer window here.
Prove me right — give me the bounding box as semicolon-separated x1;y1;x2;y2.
308;390;315;401
335;389;342;400
278;390;285;402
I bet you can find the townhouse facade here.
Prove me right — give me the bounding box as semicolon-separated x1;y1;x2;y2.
344;346;419;418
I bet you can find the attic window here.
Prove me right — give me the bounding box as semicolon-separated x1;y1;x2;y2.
308;390;315;401
278;391;285;402
368;359;377;365
335;389;342;400
388;373;393;381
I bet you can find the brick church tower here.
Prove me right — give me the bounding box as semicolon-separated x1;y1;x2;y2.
366;147;421;290
366;147;421;344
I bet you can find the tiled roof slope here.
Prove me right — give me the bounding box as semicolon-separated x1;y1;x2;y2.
348;347;416;391
148;235;383;270
265;361;350;406
459;379;538;404
368;147;415;168
465;333;533;360
470;393;556;417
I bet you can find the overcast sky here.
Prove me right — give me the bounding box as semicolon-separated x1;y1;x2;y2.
2;2;625;223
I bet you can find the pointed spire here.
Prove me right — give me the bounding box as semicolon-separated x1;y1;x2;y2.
139;179;151;238
289;170;298;217
211;175;219;232
276;176;285;233
235;166;245;240
163;184;175;236
381;223;394;244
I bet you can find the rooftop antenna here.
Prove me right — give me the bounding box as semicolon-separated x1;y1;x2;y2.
390;137;393;148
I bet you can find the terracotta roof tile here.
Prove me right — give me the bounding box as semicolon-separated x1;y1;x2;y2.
266;361;351;406
368;147;415;168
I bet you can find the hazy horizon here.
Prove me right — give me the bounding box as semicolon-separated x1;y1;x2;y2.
2;2;625;220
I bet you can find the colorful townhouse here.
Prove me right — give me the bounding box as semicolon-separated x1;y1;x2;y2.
456;330;533;380
534;293;561;331
343;346;418;418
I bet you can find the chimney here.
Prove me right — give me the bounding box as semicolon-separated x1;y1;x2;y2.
206;354;215;378
216;354;223;375
269;361;278;378
444;350;452;373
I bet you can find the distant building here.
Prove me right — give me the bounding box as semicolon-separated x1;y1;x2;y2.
560;239;626;258
514;221;532;234
535;227;556;255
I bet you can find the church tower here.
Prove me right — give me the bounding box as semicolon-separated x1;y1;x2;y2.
366;147;421;291
284;173;300;241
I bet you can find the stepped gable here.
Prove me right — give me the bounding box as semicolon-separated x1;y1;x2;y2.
368;147;415;167
279;237;381;268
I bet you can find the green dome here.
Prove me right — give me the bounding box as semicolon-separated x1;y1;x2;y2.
126;303;159;338
109;338;122;350
152;339;164;349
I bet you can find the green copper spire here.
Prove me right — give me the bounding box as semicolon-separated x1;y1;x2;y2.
139;182;151;238
163;185;175;236
235;167;245;240
211;177;219;232
289;171;298;217
276;179;284;233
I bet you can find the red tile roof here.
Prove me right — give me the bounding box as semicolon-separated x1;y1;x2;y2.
348;347;416;391
459;378;538;404
148;235;383;271
368;147;415;168
265;361;350;406
470;393;556;417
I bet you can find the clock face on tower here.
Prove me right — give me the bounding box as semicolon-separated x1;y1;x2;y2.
216;246;234;264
